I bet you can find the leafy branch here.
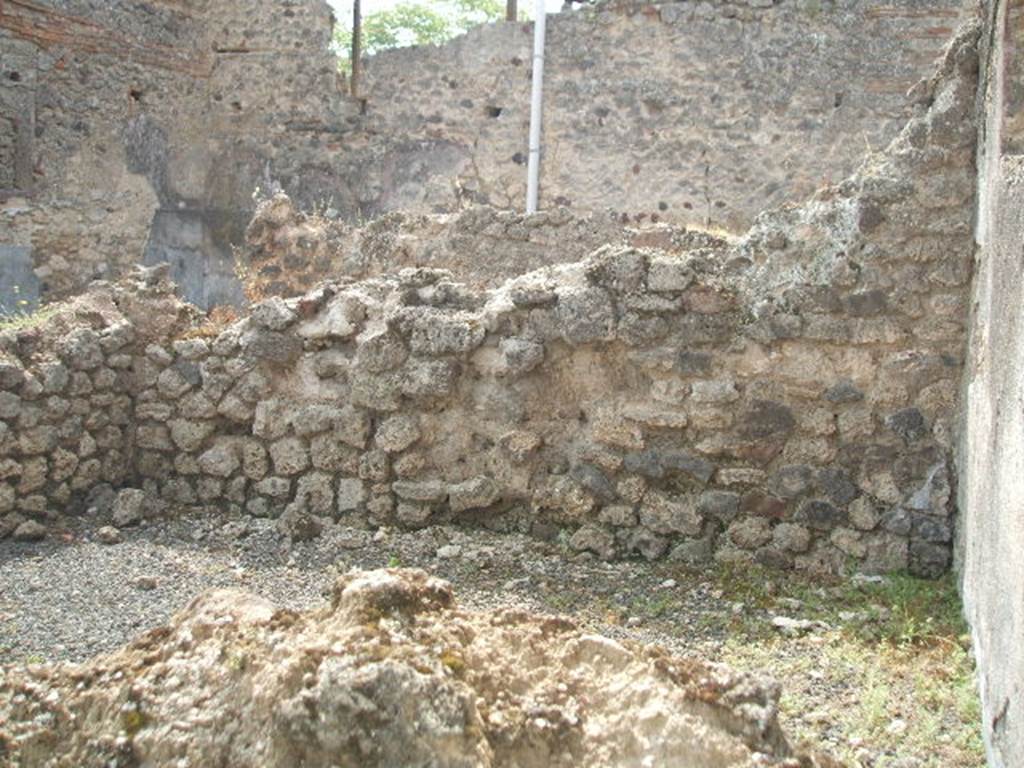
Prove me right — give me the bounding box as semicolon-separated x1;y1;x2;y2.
334;0;523;73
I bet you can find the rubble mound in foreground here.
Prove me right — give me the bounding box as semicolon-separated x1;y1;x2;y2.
0;568;838;767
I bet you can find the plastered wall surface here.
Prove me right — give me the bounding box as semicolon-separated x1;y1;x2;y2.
958;0;1024;762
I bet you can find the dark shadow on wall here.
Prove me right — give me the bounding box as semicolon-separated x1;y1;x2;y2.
142;208;246;310
0;245;41;316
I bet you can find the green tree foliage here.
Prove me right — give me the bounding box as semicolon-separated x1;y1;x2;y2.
334;0;515;72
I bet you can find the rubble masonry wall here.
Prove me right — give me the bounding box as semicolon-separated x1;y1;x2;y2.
0;21;980;579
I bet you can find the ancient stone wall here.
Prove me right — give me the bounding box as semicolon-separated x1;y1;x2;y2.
0;20;979;579
349;0;967;230
0;0;190;309
0;267;197;539
957;0;1024;763
2;0;970;312
0;0;353;310
239;194;727;297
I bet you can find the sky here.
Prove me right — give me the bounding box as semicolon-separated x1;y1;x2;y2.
327;0;564;19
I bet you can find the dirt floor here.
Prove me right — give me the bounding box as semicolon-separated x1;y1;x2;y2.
0;514;985;767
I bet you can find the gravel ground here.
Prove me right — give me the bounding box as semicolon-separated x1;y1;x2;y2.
0;514;734;664
0;515;985;766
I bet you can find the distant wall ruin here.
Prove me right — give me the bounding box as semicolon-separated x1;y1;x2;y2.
0;0;352;309
353;0;967;229
2;0;968;308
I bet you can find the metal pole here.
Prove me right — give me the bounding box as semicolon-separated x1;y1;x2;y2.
506;0;518;21
351;0;362;98
525;0;546;214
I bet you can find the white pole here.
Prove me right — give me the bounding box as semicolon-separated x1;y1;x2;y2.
525;0;546;214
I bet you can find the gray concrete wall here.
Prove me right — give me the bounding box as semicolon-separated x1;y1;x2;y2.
958;0;1024;764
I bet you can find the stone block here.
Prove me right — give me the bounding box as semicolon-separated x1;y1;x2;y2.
112;489;147;527
375;414;421;453
337;478;367;513
270;437;310;476
569;525;616;560
198;442;241;478
639;491;702;537
392;480;446;503
772;522;812;553
449;476;500;513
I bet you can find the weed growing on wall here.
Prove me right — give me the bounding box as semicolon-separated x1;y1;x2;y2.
0;285;56;331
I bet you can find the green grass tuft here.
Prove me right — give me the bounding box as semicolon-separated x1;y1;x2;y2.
0;305;60;332
690;562;968;648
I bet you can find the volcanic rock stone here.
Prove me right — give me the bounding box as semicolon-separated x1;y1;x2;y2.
0;569;826;766
375;415;421;453
12;519;47;541
198;443;241;478
111;488;147;527
569;524;617;560
270;438;310;476
96;525;123;545
639;491;702;537
448;476;500;513
276;502;323;542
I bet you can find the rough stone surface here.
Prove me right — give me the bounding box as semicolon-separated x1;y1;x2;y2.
0;568;826;767
351;0;964;232
0;10;984;587
448;476;501;513
12;519;46;541
276;502;323;542
374;414;421;453
0;0;346;308
111;488;147;528
95;525;123;545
